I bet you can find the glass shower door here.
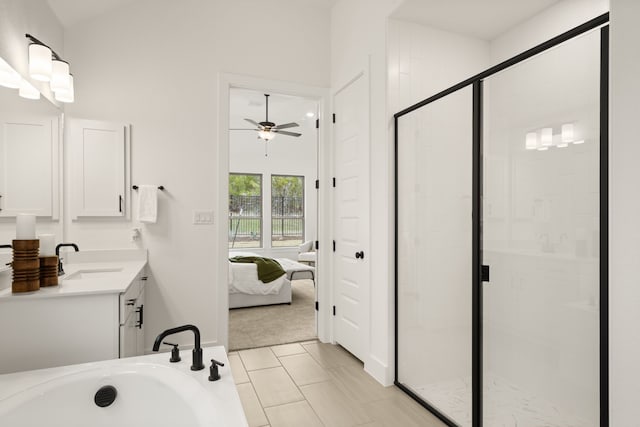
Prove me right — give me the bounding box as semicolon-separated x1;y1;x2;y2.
481;29;601;427
397;86;473;427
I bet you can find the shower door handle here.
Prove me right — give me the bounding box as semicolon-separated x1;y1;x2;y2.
481;265;490;282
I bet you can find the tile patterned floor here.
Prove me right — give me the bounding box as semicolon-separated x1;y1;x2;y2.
228;341;446;427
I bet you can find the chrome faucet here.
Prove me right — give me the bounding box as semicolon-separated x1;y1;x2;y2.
152;325;204;371
55;243;79;276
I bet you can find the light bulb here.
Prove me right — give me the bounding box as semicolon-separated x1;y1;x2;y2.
18;79;40;100
525;132;538;150
50;59;71;92
28;43;52;82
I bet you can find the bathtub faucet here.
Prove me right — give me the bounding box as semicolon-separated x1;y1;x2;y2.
152;325;204;371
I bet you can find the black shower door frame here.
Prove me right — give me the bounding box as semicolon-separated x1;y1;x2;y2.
393;13;609;427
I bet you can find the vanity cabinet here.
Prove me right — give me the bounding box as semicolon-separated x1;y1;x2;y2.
67;118;130;219
0;113;60;218
0;263;147;375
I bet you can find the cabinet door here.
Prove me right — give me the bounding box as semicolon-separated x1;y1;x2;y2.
68;119;129;218
0;114;59;217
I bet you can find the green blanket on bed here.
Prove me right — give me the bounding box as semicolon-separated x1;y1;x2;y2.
229;256;286;284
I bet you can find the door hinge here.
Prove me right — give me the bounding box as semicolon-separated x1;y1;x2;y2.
332;240;336;252
332;177;336;187
332;113;336;123
315;118;319;129
315;179;319;189
482;265;490;282
333;306;336;316
315;301;319;311
315;240;319;250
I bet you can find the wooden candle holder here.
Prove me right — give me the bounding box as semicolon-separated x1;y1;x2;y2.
39;256;59;287
12;239;40;293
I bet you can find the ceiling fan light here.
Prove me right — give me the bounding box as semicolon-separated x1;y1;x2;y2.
258;130;275;141
29;43;52;82
50;59;71;92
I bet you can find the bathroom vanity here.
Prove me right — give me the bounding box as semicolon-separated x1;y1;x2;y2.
0;249;148;374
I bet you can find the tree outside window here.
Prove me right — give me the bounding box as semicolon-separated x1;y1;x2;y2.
229;174;262;248
271;175;304;247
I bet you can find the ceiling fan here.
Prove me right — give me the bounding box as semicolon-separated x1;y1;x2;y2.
231;94;302;141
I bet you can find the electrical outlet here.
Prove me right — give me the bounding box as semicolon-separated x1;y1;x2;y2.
193;210;214;225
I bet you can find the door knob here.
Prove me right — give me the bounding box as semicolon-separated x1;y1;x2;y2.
355;251;364;259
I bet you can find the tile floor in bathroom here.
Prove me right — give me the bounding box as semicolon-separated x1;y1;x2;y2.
228;340;445;427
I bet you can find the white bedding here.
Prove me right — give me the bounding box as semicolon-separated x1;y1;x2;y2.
228;252;287;295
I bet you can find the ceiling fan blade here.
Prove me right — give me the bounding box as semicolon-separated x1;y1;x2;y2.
273;122;299;130
244;118;262;128
273;130;302;137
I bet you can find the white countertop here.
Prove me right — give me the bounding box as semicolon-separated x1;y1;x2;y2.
0;249;147;300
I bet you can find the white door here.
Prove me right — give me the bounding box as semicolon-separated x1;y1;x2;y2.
68;119;127;218
0;114;58;217
333;74;369;362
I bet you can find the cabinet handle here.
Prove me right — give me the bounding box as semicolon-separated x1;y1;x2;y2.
136;305;144;329
118;195;123;213
126;298;136;306
0;193;2;212
141;276;148;281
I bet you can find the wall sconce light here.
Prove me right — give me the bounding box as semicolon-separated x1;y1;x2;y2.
526;123;584;152
26;34;74;103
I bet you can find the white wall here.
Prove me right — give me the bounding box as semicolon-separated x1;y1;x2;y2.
62;0;330;352
609;0;640;424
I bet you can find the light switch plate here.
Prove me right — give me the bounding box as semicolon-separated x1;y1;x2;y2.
193;210;214;225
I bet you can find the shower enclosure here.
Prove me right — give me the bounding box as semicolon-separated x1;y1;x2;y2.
395;14;608;427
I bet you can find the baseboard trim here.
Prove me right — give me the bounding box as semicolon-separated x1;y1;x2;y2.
365;354;393;387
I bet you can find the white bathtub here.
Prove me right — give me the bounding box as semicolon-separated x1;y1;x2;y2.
0;346;247;427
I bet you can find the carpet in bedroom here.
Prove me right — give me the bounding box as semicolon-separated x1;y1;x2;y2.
228;279;316;351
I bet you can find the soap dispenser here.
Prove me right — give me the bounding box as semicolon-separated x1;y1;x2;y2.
208;359;225;381
163;342;181;363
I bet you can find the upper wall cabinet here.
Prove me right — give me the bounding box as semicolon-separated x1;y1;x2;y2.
68;119;130;219
0;113;60;218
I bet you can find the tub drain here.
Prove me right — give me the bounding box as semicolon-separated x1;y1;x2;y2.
94;385;117;407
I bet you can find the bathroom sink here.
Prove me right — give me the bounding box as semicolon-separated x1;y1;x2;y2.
64;268;123;280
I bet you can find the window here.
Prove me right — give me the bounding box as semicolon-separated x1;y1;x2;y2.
271;175;304;247
229;174;262;248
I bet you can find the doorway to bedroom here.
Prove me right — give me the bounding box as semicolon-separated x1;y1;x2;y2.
227;88;319;351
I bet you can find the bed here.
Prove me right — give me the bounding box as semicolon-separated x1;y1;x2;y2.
228;252;315;309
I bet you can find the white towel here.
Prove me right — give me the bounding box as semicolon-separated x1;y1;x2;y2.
137;185;158;223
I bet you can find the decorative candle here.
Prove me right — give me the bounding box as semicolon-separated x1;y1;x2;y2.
38;234;55;256
16;214;36;240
